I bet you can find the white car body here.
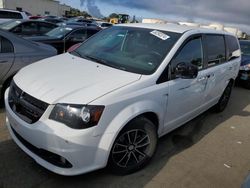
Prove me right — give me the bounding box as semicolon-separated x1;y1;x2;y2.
5;23;241;175
0;9;29;24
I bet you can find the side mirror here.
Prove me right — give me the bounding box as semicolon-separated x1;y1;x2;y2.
175;62;198;79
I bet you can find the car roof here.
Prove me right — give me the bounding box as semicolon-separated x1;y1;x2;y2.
61;24;100;30
0;8;24;13
119;23;229;35
8;19;56;24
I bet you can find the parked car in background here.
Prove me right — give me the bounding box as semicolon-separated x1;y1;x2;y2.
25;25;101;54
0;9;28;24
39;18;64;24
4;24;240;175
96;21;113;29
0;20;57;36
29;16;43;20
238;40;250;89
0;29;57;101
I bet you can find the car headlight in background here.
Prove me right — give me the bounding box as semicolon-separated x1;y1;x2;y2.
49;104;105;129
240;63;250;71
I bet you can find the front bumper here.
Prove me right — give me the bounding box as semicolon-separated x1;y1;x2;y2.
4;89;111;176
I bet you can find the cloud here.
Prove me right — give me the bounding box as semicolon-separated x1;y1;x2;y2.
100;0;250;32
79;0;104;18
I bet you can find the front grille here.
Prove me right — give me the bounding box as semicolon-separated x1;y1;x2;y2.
11;126;72;168
8;81;49;124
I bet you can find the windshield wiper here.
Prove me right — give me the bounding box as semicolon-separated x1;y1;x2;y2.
82;54;126;71
70;52;127;71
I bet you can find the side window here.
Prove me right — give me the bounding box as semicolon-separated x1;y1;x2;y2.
0;11;22;19
171;37;203;74
87;29;99;38
204;35;226;66
0;37;14;53
68;29;87;41
21;22;38;33
38;22;56;33
225;35;240;61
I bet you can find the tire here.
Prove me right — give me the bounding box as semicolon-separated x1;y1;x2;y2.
214;82;233;112
108;117;158;175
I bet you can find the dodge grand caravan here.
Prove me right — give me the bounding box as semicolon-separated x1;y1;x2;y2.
4;23;241;175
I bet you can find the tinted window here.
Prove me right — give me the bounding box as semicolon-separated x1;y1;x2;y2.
87;29;99;38
0;37;14;53
21;22;38;33
205;35;226;66
0;11;22;19
38;22;56;32
68;29;87;41
226;35;240;60
240;42;250;56
171;37;203;72
101;23;112;27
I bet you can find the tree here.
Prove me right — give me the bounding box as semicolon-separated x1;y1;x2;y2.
109;13;119;18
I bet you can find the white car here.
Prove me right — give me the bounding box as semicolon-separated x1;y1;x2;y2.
4;23;241;176
0;9;29;24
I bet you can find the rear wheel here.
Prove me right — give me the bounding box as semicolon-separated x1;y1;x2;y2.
108;117;157;175
214;82;233;112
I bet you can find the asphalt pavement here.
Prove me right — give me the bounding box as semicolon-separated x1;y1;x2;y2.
0;86;250;188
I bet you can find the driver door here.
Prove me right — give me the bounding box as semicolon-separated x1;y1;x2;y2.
164;35;208;132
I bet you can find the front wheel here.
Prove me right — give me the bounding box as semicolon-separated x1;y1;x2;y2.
214;82;233;112
108;117;158;175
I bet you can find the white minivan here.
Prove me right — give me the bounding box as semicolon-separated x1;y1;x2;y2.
5;23;241;176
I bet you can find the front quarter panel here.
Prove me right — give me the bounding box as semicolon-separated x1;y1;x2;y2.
91;80;169;165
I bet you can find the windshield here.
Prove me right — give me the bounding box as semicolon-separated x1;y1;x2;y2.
46;26;72;38
240;42;250;56
0;20;21;30
73;26;181;75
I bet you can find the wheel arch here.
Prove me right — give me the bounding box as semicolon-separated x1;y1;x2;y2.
94;101;162;167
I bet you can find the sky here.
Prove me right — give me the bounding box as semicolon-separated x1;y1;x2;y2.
59;0;250;33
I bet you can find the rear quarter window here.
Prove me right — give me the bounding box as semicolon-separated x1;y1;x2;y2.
225;35;240;60
204;35;226;67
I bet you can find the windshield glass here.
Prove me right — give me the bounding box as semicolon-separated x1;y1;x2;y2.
0;20;21;30
240;42;250;56
46;26;72;38
73;26;181;75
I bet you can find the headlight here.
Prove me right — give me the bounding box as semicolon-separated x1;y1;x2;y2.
49;104;105;129
240;64;250;71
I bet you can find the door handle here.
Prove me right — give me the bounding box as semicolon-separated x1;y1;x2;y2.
228;67;233;70
198;76;207;81
0;60;8;63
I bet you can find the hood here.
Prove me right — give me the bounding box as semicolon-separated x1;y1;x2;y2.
13;53;141;104
241;55;250;66
24;35;58;42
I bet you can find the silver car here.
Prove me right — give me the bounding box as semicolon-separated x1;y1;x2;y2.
0;29;57;101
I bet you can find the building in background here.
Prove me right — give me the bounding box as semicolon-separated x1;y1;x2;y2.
0;0;71;16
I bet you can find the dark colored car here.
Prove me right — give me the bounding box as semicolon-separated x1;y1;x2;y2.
238;40;250;89
0;20;57;36
0;29;57;101
39;18;64;24
25;25;101;54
